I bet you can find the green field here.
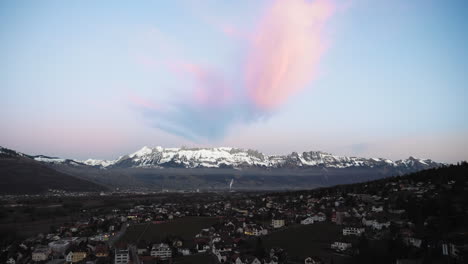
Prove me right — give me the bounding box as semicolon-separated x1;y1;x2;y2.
119;217;219;243
250;222;352;264
173;254;218;264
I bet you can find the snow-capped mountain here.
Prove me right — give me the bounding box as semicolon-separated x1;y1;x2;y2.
65;146;441;170
0;145;446;191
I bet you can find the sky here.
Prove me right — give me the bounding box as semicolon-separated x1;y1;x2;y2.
1;0;467;163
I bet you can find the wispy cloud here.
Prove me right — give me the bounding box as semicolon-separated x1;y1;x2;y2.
245;0;335;110
133;0;338;142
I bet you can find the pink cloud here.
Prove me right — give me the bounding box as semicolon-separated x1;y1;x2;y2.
245;0;336;110
128;93;163;111
133;0;340;140
168;62;233;107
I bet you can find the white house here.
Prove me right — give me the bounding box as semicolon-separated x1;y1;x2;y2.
265;257;279;264
403;237;422;248
301;217;314;225
32;246;51;262
196;243;210;253
114;249;129;264
235;257;245;264
343;227;365;236
272;219;285;228
362;218;390;230
214;251;228;263
151;243;172;260
312;213;326;222
178;248;191;256
48;240;71;255
250;258;262;264
331;242;352;252
442;243;459;257
373;221;391;230
304;257;322;264
253;227;268;236
371;206;384;212
65;252;73;263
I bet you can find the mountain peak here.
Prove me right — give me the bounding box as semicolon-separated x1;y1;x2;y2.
130;146;155;158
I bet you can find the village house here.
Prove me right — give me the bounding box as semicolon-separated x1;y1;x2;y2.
442;243;460;258
343;227;365;236
304;256;323;264
178;247;191;256
372;205;384;212
331;242;352;252
214;251;228;263
150;243;172;260
65;251;87;263
272;219;285;229
114;248;130;264
362;217;391;230
403;237;423;248
32;246;51;262
48;240;71;255
312;213;326;222
301;217;315;225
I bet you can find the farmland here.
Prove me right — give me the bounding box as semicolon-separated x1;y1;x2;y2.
249;222;352;263
118;216;220;243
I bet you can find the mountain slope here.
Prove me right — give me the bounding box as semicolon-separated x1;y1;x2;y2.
0;147;107;194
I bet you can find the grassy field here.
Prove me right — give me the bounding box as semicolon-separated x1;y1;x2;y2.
119;217;219;243
249;222;352;264
173;254;218;264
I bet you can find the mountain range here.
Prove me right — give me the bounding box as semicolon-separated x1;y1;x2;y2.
0;146;444;193
33;146;440;170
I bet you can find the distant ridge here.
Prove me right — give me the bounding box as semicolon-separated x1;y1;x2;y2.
0;146;107;194
69;146;442;171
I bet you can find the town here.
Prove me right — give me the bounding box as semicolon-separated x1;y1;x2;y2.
1;163;467;264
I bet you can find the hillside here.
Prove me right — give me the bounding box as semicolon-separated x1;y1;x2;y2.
0;147;107;194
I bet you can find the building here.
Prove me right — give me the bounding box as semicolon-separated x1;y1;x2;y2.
403;237;422;248
150;243;172;260
442;243;460;257
253;228;268;236
32;246;51;262
343;227;365;236
311;213;326;222
115;249;130;264
48;240;71;255
372;206;384;212
66;251;87;263
331;242;352;252
301;217;314;225
304;257;323;264
272;219;285;229
178;248;191;256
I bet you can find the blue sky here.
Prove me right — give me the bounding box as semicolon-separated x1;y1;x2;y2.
1;0;467;162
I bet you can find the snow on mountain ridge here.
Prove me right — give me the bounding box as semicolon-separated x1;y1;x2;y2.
2;145;440;170
91;146;441;170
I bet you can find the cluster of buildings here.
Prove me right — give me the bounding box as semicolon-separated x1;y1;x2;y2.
1;175;467;263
